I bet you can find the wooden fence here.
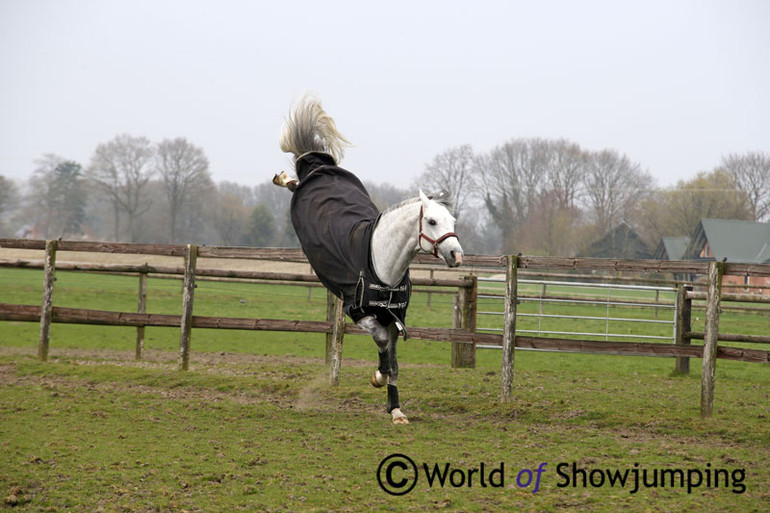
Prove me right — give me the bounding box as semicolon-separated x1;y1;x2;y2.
0;239;479;376
1;239;769;418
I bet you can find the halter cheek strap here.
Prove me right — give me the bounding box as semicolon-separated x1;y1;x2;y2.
418;205;459;258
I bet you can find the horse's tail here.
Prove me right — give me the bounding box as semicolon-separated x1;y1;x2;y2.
280;93;351;164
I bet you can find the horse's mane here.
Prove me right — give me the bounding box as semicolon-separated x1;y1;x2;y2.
381;190;454;215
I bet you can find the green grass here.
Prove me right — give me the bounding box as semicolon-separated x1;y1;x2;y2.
1;269;769;511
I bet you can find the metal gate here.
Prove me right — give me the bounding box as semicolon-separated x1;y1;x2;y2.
476;277;677;349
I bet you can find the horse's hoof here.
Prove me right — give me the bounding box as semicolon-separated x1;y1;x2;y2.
273;172;298;191
371;370;387;388
391;408;409;424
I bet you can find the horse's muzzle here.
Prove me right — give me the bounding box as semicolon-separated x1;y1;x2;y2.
448;250;463;267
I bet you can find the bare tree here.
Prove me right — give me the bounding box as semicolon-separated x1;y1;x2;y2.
543;139;585;209
155;138;213;242
416;144;475;218
0;175;19;236
88;134;155;241
478;139;541;251
0;175;14;214
720;151;770;222
213;181;254;245
254;180;298;246
363;181;410;210
478;138;588;253
518;190;583;256
582;149;652;233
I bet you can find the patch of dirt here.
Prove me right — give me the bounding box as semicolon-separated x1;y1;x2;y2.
0;359;295;410
0;346;400;417
0;345;450;425
294;370;335;412
4;486;30;507
0;345;439;371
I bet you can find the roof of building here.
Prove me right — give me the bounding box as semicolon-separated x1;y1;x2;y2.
580;222;653;259
683;218;770;263
654;237;690;260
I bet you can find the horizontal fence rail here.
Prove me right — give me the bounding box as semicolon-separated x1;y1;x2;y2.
0;258;469;288
4;303;767;366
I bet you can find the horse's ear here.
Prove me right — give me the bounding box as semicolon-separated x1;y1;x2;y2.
419;188;430;207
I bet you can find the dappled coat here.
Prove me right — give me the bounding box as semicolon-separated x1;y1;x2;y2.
290;152;410;326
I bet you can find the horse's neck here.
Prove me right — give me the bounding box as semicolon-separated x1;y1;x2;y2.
370;201;421;286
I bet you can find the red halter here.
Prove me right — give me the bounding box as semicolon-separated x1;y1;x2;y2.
418;205;459;258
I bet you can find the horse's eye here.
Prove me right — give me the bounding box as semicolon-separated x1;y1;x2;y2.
428;219;437;226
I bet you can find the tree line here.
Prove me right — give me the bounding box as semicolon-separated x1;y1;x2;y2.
0;135;284;247
0;133;768;256
0;134;416;249
416;141;769;255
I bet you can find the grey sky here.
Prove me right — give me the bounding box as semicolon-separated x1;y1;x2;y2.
2;0;768;190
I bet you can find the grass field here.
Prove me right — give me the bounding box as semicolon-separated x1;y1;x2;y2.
1;268;768;511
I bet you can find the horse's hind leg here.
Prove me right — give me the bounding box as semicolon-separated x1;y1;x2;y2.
358;316;391;387
273;171;299;191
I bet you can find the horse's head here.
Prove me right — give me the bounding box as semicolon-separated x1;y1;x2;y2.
418;189;464;267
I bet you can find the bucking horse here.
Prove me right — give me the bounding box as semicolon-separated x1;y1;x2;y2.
273;94;464;424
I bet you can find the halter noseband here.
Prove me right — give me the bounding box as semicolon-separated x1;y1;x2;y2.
418;205;459;258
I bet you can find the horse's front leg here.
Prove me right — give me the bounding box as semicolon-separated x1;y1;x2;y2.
357;316;409;424
385;328;408;424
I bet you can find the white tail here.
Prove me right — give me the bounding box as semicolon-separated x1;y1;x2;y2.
279;94;351;164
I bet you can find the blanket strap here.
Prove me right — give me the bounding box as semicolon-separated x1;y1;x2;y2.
352;271;410;339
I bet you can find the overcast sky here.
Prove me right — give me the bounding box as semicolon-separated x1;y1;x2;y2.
2;0;768;191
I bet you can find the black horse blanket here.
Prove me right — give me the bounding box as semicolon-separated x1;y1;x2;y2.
290;152;410;327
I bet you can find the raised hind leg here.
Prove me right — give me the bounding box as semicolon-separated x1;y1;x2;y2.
358;316;392;388
357;316;408;424
272;171;299;191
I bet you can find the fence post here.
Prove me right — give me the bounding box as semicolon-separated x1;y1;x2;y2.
539;283;547;316
178;244;198;371
427;269;434;309
329;295;345;386
501;255;518;402
136;270;148;361
37;239;58;361
325;290;335;365
674;284;692;373
452;276;477;368
701;261;724;417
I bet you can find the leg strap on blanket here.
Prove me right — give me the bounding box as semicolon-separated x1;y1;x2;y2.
387;310;408;340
